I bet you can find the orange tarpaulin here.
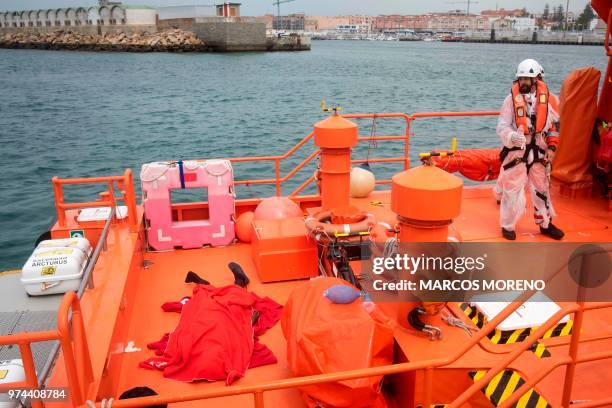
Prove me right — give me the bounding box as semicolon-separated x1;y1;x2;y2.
281;277;394;408
552;67;601;185
430;149;501;181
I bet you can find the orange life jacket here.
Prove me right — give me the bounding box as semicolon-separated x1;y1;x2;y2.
511;79;549;135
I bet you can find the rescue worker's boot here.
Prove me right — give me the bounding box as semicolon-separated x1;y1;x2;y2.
540;223;564;240
502;228;516;240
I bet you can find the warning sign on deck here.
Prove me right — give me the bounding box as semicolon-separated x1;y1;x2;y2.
41;266;57;276
69;230;85;238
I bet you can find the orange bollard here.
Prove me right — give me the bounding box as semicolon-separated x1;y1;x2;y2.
391;165;463;243
391;165;463;329
314;113;358;211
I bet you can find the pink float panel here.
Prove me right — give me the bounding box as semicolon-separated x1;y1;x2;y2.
141;160;236;250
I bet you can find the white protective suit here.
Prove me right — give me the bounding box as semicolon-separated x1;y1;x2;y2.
496;92;560;231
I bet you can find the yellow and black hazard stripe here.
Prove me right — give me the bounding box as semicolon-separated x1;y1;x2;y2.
459;303;573;358
461;301;488;328
469;370;551;408
529;342;551;358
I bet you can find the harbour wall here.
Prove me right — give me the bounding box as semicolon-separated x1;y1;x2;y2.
193;20;267;52
266;34;311;51
0;24;156;36
0;12;310;52
465;29;605;45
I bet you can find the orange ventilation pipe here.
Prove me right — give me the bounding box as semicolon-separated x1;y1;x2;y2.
313;113;358;211
391;165;463;242
391;165;463;333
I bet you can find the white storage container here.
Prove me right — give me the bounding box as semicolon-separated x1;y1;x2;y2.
0;359;25;408
21;238;91;296
77;206;127;222
35;237;91;255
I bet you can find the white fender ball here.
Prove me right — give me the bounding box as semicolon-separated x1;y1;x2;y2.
350;167;376;198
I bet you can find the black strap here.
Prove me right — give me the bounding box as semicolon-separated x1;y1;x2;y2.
502;134;547;173
502;157;524;171
178;160;185;189
535;191;550;209
499;146;522;163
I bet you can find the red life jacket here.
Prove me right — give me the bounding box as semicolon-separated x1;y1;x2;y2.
511;79;549;135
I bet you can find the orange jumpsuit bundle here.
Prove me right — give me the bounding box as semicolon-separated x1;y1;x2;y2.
281;278;394;408
430;148;501;181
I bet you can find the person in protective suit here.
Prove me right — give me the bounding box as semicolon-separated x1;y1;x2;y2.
494;60;561;204
496;59;565;240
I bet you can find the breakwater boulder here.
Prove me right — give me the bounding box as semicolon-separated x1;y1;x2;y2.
0;29;208;52
265;33;311;51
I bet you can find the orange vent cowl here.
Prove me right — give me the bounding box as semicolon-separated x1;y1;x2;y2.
391;165;463;222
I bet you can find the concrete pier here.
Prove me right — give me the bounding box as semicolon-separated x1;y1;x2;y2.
0;6;311;53
464;29;605;46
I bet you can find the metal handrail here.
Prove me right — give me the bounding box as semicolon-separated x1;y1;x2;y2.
52;169;137;232
78;303;612;408
77;245;612;407
79;111;610;408
0;292;92;408
4;110;610;408
283;110;500;196
36;207;115;388
221;110;500;198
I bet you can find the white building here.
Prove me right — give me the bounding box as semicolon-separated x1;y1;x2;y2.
590;18;605;32
0;5;156;29
510;17;536;31
336;24;370;35
156;5;217;20
157;3;241;20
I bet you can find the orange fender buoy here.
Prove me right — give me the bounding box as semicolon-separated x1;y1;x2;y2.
253;197;303;221
235;211;254;243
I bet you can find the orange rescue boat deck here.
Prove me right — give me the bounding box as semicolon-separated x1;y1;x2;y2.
43;185;612;407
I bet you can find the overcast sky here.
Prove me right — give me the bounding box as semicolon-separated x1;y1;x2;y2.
0;0;592;15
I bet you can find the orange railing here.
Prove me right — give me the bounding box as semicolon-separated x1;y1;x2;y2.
2;294;610;407
52;169;138;232
75;300;612;408
76;111;608;407
5;111;611;407
221;111;499;198
0;292;93;408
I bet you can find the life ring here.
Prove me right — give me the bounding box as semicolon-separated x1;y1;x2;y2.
305;211;376;237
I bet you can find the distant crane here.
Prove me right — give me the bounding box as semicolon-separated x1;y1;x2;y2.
446;0;479;16
273;0;296;19
272;0;296;31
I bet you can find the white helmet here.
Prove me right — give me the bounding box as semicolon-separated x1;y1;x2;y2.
536;61;545;78
516;59;542;78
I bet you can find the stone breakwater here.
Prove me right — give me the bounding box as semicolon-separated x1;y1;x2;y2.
0;29;208;52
